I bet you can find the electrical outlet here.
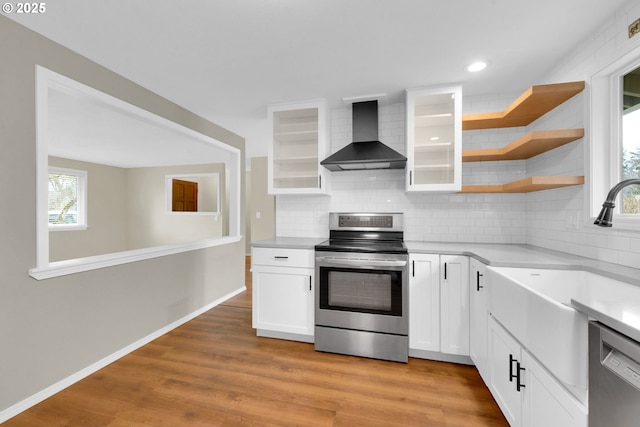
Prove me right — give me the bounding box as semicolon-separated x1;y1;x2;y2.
565;212;582;230
566;213;576;229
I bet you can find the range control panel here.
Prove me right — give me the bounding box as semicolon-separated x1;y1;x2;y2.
338;215;393;228
329;212;404;232
603;348;640;392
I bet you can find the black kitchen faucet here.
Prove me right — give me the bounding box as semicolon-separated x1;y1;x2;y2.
594;178;640;227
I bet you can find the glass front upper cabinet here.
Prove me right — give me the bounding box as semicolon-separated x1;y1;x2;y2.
406;85;462;192
268;99;329;195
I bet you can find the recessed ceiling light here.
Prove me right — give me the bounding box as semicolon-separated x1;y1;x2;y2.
467;61;488;72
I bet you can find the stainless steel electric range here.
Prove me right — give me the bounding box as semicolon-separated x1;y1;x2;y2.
314;212;409;363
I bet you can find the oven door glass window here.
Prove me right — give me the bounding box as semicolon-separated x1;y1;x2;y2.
319;267;403;316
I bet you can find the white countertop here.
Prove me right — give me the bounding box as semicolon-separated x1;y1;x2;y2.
251;236;326;250
406;241;640;287
408;241;640;341
571;298;640;342
252;238;640;285
252;237;640;341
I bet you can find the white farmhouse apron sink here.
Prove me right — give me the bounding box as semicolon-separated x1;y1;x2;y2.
487;267;594;389
487;266;640;392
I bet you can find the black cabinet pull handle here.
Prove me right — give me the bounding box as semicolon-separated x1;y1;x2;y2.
516;363;526;392
309;275;312;291
444;262;447;280
410;170;413;185
476;271;484;291
319;175;322;189
412;260;415;277
509;354;517;382
274;256;289;260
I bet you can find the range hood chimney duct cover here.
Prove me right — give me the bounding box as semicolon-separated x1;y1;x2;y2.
321;100;407;171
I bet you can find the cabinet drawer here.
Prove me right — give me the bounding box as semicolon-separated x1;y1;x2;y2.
252;247;314;268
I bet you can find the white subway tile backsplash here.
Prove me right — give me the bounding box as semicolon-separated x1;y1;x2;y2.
523;0;640;269
278;105;529;244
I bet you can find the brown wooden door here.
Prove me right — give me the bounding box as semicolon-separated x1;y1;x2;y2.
172;179;198;212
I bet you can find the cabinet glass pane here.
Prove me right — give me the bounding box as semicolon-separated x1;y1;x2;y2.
272;107;319;190
413;92;456;185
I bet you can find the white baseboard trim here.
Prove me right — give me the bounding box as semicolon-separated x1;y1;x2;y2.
256;329;314;343
0;285;246;424
408;348;474;365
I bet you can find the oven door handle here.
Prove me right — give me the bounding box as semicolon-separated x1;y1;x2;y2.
316;258;407;268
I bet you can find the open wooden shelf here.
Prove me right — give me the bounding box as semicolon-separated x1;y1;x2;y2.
462;81;585;130
460;176;585;193
462;129;584;162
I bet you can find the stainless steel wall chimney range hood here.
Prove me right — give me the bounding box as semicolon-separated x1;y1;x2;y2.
320;100;407;171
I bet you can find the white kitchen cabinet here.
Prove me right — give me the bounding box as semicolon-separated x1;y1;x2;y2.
489;316;523;426
440;254;469;355
251;247;314;342
469;258;490;384
409;253;469;358
406;85;462;192
488;317;587;427
409;253;440;352
521;351;587;427
267;99;329;195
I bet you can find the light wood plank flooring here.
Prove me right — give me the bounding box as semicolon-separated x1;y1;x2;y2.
2;257;507;426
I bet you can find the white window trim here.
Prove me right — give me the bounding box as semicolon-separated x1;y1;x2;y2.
31;66;243;280
590;40;640;232
48;166;88;231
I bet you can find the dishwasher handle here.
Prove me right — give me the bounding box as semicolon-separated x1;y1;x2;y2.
600;325;640;365
599;324;640;392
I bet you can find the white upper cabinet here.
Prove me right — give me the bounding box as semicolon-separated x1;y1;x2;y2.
406;85;462;192
267;99;329;195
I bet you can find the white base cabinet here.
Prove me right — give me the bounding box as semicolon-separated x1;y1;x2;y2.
409;253;469;358
409;254;440;352
251;247;314;341
470;258;490;384
440;254;469;355
488;316;587;427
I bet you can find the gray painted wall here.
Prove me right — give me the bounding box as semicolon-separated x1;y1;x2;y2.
249;157;276;244
0;15;245;413
125;163;226;249
48;156;129;261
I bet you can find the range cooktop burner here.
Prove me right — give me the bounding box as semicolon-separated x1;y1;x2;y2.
315;212;407;255
315;238;407;254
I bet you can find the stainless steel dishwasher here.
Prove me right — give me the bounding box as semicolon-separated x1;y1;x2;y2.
589;321;640;426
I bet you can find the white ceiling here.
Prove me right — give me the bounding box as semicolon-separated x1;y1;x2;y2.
7;0;634;162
